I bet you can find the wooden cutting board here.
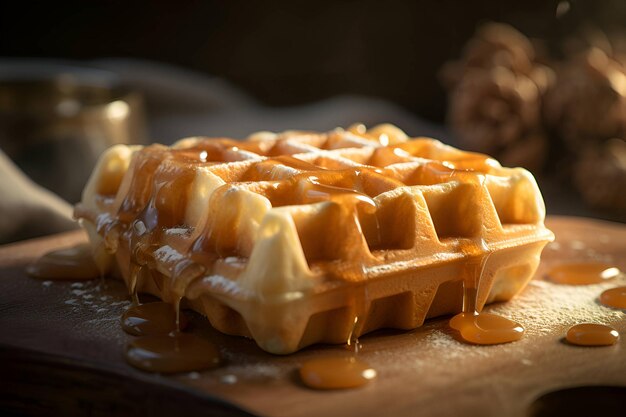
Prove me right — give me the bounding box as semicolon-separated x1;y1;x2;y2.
1;216;625;417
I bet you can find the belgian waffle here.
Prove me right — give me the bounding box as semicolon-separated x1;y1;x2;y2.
75;124;554;354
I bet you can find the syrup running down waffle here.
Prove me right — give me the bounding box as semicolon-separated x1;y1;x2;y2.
75;124;554;354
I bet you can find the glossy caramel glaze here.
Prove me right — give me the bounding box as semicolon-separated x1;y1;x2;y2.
565;323;619;346
546;263;621;285
26;244;100;280
299;356;376;389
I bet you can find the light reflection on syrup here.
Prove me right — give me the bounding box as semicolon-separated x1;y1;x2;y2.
546;263;621;285
599;286;626;310
121;302;188;336
566;323;619;347
125;333;221;373
299;356;376;390
26;244;100;280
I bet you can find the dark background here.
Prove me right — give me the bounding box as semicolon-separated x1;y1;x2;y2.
2;0;625;123
1;1;626;223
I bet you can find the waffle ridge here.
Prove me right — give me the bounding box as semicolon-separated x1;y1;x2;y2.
76;124;554;354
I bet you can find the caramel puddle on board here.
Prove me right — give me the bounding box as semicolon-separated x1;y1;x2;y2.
299;356;377;390
26;244;100;280
450;242;524;345
566;323;619;346
122;298;220;373
300;291;377;389
449;311;524;345
300;317;376;390
121;302;189;336
546;263;621;285
125;332;221;374
599;286;626;309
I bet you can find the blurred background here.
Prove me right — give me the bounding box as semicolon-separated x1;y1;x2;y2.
0;0;625;243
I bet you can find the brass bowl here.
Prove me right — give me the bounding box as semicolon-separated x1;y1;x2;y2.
0;61;146;203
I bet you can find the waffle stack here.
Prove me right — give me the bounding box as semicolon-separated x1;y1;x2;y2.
76;124;554;354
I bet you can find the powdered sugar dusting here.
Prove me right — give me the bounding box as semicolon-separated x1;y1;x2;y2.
47;280;131;314
489;277;626;335
224;256;244;265
420;330;489;359
202;275;244;296
153;245;184;264
166;227;191;236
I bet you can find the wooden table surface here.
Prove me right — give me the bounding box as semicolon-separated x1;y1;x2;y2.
1;216;625;417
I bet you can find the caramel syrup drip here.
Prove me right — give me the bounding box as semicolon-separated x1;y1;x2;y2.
346;316;362;353
116;145;169;224
450;240;525;345
599;286;626;310
120;155;203;308
128;262;144;305
299;356;377;390
112;150;223;374
565;323;620;346
299;264;375;390
26;244;100;281
342;283;369;354
173;296;184;331
546;263;621;285
125;333;221;374
121;302;189;336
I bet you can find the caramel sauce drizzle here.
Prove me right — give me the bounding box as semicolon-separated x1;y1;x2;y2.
449;241;525;345
443;171;525;346
98;146;226;374
546;263;621;285
26;244;100;281
566;323;620;346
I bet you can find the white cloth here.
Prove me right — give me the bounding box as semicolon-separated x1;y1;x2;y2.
0;150;77;244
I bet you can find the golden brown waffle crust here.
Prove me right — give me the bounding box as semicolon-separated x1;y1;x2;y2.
76;124;554;354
